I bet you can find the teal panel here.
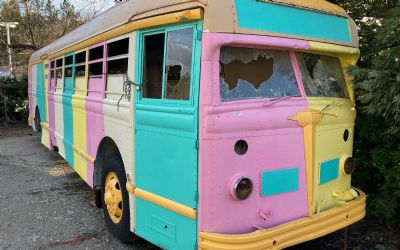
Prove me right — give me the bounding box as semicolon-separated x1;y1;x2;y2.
36;63;46;122
319;158;339;184
261;167;299;196
136;198;197;249
234;0;351;43
134;21;202;249
63;53;75;167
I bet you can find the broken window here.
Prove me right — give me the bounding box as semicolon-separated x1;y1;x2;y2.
219;47;300;101
76;51;86;64
89;46;104;61
64;67;73;78
76;65;86;77
142;33;165;99
296;53;349;98
107;38;129;57
89;62;103;77
65;55;73;66
164;28;193;100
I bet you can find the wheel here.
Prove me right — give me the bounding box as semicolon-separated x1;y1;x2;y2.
34;108;42;133
101;154;133;243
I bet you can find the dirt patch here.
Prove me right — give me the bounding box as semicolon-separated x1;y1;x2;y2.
0;120;33;139
47;233;100;248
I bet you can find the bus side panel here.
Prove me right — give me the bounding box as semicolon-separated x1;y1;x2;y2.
28;64;37;128
41;61;51;148
63;54;75;168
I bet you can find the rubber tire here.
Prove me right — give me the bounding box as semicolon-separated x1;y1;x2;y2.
100;154;133;243
34;108;42;134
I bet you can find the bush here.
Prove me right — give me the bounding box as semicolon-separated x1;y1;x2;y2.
0;76;28;126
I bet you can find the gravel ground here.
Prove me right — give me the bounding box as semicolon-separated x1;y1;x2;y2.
0;123;399;250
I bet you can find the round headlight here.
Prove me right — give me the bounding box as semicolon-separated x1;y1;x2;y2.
343;157;356;175
232;177;253;200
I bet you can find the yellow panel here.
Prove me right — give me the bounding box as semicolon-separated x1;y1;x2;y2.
72;94;88;179
199;189;365;250
306;98;356;214
259;0;347;16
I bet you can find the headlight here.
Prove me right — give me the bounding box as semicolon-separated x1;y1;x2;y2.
231;176;253;200
343;157;355;175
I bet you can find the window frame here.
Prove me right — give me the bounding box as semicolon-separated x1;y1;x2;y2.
75;50;87;79
136;22;199;107
55;57;64;92
106;37;130;76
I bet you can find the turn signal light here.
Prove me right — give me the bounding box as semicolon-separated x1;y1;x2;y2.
343;157;356;175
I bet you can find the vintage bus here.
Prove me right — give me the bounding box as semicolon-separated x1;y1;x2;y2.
28;0;366;249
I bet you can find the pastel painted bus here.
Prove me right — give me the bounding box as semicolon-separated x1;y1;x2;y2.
28;0;366;249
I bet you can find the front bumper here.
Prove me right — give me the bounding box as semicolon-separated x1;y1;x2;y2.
199;188;366;250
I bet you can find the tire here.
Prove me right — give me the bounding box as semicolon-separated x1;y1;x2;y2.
34;108;42;134
100;154;133;243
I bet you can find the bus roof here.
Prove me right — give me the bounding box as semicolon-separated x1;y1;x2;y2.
30;0;357;63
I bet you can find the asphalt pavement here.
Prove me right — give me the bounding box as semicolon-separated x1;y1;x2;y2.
0;132;158;250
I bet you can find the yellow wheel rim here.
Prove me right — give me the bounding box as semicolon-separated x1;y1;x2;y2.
104;172;123;224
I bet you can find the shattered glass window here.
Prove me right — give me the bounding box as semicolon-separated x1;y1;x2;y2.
296;53;349;98
219;47;300;101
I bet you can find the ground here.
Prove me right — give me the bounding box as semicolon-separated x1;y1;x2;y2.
0;122;399;250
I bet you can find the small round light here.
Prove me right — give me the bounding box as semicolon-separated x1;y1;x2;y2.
232;177;253;200
343;157;356;175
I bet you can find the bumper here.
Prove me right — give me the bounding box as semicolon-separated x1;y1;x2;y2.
199;188;366;250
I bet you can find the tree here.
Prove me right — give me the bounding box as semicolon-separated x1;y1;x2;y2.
332;0;400;225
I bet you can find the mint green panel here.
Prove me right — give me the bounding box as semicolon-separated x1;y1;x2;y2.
136;199;197;249
36;63;46;122
63;53;75;167
261;167;299;196
235;0;351;43
134;22;202;249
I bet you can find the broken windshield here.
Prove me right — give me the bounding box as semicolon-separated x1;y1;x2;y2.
296;53;349;98
219;47;300;102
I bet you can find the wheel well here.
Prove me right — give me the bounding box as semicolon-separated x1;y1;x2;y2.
93;137;124;189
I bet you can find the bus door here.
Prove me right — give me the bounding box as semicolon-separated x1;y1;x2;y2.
134;23;202;249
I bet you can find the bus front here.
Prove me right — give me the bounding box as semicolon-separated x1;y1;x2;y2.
198;0;366;249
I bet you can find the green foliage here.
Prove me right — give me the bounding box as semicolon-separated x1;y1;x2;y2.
0;77;28;124
331;0;400;225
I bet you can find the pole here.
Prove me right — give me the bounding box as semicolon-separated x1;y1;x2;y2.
0;22;18;77
6;25;13;76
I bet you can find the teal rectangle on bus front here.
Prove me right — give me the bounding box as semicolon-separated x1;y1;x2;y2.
320;158;339;184
261;167;299;196
234;0;351;43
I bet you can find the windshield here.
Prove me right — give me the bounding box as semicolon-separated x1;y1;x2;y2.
219;47;300;102
296;53;349;98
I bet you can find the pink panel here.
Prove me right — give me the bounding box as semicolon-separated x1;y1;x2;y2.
48;61;57;147
28;66;33;117
198;33;310;234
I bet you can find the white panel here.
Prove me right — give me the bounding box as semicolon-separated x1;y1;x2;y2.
54;93;65;158
103;31;136;232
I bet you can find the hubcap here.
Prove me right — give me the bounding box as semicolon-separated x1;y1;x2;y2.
104;172;123;224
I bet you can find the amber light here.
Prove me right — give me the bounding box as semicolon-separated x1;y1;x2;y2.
344;157;356;175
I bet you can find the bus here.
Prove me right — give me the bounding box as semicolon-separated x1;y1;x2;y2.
28;0;366;249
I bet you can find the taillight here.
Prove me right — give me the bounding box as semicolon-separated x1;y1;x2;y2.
343;157;356;175
231;176;253;200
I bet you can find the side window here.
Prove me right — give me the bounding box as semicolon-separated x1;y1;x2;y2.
44;63;49;81
107;38;129;75
141;27;194;101
106;37;130;100
88;46;104;78
75;51;86;78
55;58;63;92
64;55;74;78
50;60;55;91
219;47;300;101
